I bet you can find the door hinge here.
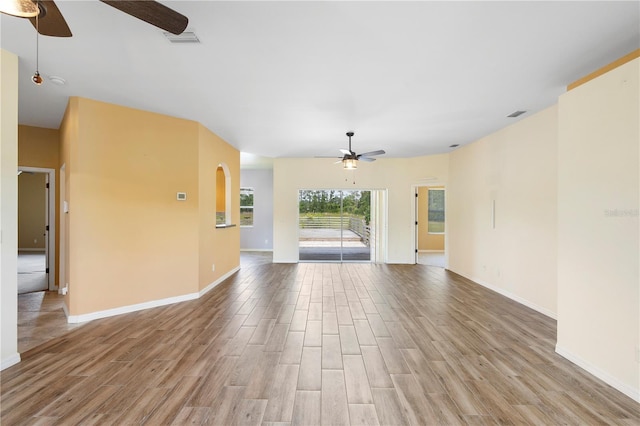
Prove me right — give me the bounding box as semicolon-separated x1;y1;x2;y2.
46;183;49;189
415;249;418;253
46;268;49;274
415;193;418;197
415;221;418;225
46;225;49;231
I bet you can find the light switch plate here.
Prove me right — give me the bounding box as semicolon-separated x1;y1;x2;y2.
177;192;187;201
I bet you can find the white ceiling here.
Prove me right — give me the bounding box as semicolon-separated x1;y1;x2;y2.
2;1;639;163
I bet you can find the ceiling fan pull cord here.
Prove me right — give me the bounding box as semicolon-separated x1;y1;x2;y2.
32;6;43;85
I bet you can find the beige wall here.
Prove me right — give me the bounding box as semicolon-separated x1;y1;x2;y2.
18;172;46;250
273;155;449;263
1;49;19;369
198;124;240;291
557;58;639;401
18;125;60;282
18;125;60;167
417;186;445;251
59;97;239;317
448;106;558;318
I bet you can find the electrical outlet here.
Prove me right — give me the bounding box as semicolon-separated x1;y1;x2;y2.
212;264;215;272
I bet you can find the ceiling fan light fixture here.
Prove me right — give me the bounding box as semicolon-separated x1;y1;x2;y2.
343;158;358;169
32;71;43;85
0;0;39;17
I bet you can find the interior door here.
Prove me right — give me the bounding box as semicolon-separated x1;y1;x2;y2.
44;173;50;285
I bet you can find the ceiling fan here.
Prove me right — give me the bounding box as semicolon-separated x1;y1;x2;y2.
320;132;386;169
0;0;189;37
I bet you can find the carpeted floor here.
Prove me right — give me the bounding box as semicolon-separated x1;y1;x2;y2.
18;251;48;294
417;251;446;268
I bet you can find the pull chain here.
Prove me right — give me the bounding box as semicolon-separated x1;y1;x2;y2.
32;4;43;85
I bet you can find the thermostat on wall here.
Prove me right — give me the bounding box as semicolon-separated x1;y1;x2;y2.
177;192;187;201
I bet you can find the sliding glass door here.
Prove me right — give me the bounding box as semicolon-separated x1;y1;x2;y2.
299;190;371;262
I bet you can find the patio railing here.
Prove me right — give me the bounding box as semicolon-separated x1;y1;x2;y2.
299;215;370;246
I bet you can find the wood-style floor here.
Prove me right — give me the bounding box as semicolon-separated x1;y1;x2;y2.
2;252;638;425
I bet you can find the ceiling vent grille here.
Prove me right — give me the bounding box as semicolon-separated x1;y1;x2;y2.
164;31;200;43
507;110;527;118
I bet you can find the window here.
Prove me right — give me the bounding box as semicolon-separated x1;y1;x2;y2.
240;187;254;226
427;188;445;233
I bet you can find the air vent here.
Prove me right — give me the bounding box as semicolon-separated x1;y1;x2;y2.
507;110;527;118
164;31;200;43
449;144;459;148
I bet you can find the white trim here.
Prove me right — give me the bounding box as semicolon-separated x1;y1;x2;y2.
240;248;273;252
66;292;199;324
18;166;56;291
64;266;241;324
199;266;240;297
452;270;557;320
1;353;21;371
555;345;640;403
412;183;447;265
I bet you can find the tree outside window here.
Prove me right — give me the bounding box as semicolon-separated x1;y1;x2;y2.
428;189;445;233
240;187;254;226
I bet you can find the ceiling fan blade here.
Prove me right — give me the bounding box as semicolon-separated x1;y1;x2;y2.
28;1;72;37
358;149;386;157
339;149;352;155
315;156;342;159
358;157;376;162
100;0;188;35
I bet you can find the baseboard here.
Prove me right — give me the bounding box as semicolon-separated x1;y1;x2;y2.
1;353;21;371
66;292;200;324
18;248;46;252
63;267;241;324
240;249;273;252
451;270;557;320
199;266;240;297
555;345;640;403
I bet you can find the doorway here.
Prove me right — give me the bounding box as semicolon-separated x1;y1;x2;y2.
17;167;56;293
298;189;376;262
415;186;446;267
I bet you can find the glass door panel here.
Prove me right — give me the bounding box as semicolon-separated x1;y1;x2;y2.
298;190;371;262
341;190;371;261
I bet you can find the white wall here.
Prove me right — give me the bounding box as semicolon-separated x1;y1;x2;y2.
240;168;274;250
556;58;639;402
273;155;449;263
447;106;559;318
1;49;20;370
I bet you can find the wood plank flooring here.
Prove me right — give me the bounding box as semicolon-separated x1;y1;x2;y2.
2;252;639;425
